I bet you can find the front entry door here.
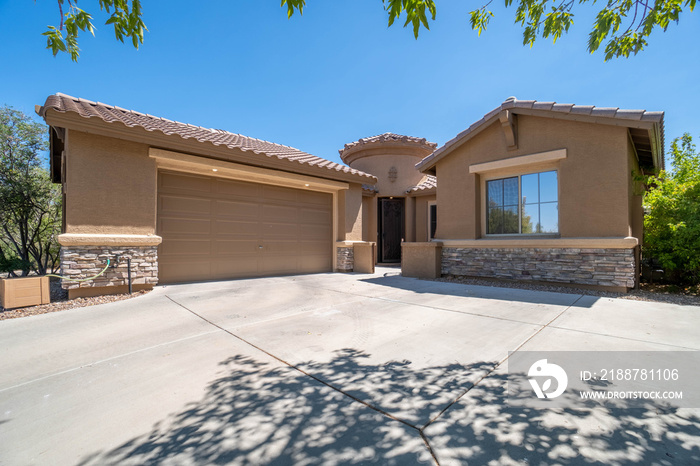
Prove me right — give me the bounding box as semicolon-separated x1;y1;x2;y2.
380;198;404;263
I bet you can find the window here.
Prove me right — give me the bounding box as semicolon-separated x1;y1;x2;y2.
486;170;558;235
428;202;437;239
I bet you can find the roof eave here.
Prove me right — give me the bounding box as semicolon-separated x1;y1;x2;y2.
42;108;378;185
416;106;667;173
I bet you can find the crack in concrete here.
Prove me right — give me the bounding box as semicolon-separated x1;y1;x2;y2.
0;329;221;394
421;295;584;431
164;295;442;465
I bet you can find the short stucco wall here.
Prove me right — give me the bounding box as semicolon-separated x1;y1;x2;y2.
336;242;376;273
441;247;636;290
401;242;442;279
353;242;376;273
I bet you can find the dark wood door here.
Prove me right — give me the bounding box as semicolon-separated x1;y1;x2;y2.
380;198;404;263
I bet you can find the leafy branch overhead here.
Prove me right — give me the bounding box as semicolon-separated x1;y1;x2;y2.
44;0;146;61
45;0;694;61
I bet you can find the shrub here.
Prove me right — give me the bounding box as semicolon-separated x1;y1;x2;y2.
643;134;700;284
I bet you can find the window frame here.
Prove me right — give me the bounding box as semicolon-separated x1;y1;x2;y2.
484;168;560;237
427;200;437;240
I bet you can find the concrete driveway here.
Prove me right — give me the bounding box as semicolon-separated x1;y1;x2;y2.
1;267;699;465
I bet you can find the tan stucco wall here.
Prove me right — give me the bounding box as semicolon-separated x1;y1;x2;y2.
362;196;377;242
353;242;376;273
401;242;442;279
414;194;436;242
405;196;416;242
338;184;363;241
65;130;157;235
434;115;633;240
628;138;644;243
349;153;425;197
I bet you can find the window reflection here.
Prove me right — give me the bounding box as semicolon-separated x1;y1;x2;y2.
486;170;558;235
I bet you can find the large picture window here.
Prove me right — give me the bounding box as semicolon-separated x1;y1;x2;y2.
486;170;558;235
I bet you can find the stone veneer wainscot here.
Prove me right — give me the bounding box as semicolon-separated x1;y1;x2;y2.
336;246;354;272
441;247;636;288
59;246;158;290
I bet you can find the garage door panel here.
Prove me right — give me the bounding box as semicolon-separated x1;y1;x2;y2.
300;224;331;240
158;171;332;284
214;199;259;219
160;195;211;216
212;257;259;278
161;172;212;194
262;204;299;222
160;239;211;256
160;217;211;236
261;223;300;239
261;256;299;274
300;207;331;224
159;260;212;284
298;190;331;206
216;178;262;198
214;240;259;255
300;255;332;272
301;241;331;255
264;240;301;254
213;219;259;236
262;185;299;201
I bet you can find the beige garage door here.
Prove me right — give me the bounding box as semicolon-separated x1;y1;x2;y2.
157;171;333;284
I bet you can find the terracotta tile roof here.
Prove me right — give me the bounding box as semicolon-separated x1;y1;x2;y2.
340;132;437;157
407;175;437;193
362;184;379;193
39;93;376;181
417;97;665;172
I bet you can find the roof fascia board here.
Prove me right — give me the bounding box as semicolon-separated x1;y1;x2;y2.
510;107;659;130
417;108;660;174
44;109;377;185
416;113;502;173
150;148;349;193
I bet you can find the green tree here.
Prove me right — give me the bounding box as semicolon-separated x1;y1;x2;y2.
643;134;700;284
44;0;146;61
0;107;62;277
44;0;693;61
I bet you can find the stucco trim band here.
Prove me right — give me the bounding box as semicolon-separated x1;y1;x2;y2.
469;149;567;174
436;237;638;249
58;234;163;247
150;148;349;194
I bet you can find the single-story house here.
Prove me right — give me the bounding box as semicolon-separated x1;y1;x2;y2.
402;97;665;292
38;94;664;296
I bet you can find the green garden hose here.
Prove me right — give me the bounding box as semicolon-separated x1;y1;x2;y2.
46;259;111;282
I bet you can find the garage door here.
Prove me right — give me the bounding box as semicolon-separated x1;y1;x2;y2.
157;171;333;284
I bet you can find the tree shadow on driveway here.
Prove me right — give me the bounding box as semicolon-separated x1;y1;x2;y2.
359;275;597;309
75;346;700;465
424;369;700;465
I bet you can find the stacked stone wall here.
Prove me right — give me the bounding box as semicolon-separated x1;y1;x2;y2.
59;246;158;290
336;247;354;272
441;247;636;288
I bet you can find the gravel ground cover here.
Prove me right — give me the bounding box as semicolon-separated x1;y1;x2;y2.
435;275;700;307
0;277;150;321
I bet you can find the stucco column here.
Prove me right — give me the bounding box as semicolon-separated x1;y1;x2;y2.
405;196;416;242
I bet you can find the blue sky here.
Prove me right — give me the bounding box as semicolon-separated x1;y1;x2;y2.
1;1;698;166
